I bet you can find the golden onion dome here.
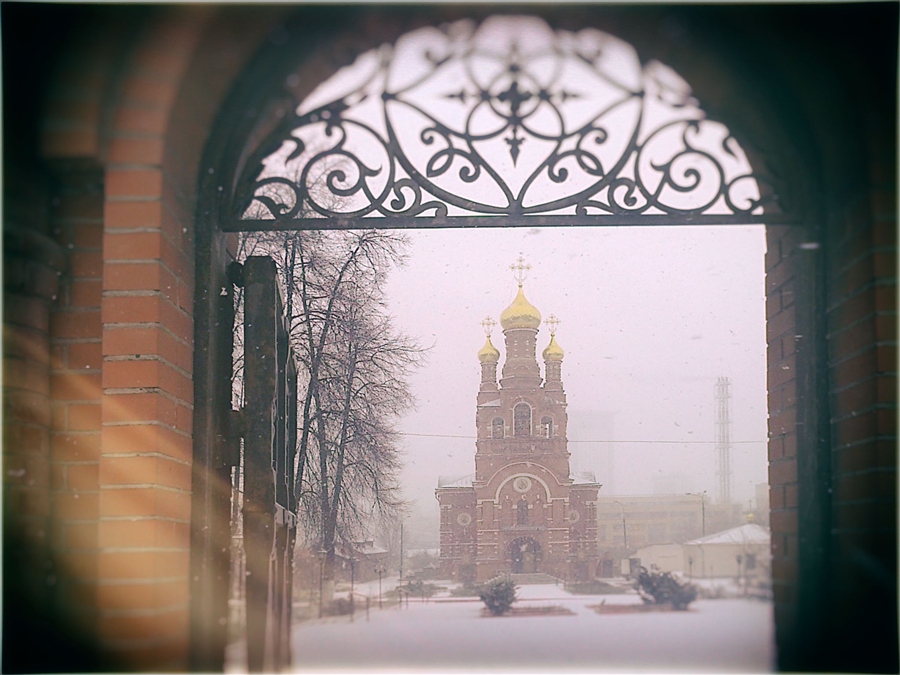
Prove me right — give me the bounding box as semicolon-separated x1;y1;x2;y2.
477;335;500;363
542;334;565;361
500;286;542;330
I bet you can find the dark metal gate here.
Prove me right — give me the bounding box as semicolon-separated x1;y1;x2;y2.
219;256;299;672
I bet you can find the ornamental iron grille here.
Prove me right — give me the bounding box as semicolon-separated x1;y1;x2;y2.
231;16;781;231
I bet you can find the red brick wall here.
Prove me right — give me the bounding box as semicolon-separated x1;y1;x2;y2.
48;166;105;635
98;12;208;668
763;52;897;672
823;136;897;669
32;6;277;668
14;5;895;672
764;224;804;648
37;8;212;670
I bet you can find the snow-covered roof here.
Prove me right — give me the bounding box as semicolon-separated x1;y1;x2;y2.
685;523;770;546
571;470;598;485
437;474;475;489
354;541;388;555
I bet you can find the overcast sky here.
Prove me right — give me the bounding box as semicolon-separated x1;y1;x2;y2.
385;225;769;538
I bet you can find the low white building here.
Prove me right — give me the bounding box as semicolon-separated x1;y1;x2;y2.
683;523;771;580
632;543;684;574
633;523;771;582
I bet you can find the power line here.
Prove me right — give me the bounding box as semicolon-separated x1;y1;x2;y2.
398;432;765;444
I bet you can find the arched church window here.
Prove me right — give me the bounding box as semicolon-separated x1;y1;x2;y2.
514;403;532;437
540;416;553;438
491;417;504;438
517;499;529;525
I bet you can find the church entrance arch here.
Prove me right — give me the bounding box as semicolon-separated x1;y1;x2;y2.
509;537;543;574
198;11;780;668
185;6;897;673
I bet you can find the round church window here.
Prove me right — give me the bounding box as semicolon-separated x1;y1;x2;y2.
568;510;581;523
457;513;472;526
513;476;532;493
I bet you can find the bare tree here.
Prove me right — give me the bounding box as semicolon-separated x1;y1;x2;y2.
237;227;423;600
309;300;420;588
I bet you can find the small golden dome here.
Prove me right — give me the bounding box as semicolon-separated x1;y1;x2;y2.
542;334;564;361
477;335;500;363
500;286;541;330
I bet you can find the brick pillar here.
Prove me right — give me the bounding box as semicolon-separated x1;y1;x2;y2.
764;224;803;662
48;165;105;646
823;141;898;671
94;15;203;669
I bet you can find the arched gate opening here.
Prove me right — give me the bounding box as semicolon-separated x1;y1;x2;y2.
4;4;894;673
198;13;777;671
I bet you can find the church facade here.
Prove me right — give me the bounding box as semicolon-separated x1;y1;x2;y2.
436;274;600;583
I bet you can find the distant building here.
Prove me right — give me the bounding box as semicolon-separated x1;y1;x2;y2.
683;523;771;580
435;273;599;583
753;482;771;526
634;522;772;585
597;493;744;576
333;540;389;583
632;543;684;574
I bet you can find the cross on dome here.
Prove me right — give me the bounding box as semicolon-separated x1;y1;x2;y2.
546;314;560;335
481;316;496;337
510;255;531;287
477;315;501;364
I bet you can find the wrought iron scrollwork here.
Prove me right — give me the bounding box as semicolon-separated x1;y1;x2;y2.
232;16;780;230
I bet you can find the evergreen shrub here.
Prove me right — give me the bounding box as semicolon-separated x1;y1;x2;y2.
479;579;518;616
635;567;697;610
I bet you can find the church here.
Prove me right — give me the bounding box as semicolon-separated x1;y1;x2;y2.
436;263;600;583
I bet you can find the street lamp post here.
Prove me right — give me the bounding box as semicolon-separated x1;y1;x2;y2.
399;521;404;583
612;500;628;577
687;491;707;536
318;549;327;619
350;556;356;621
375;566;384;609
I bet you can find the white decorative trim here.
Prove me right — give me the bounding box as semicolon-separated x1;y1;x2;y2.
513;476;533;493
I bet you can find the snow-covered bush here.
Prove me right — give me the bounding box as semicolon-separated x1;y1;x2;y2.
635;567;697;610
479;579;518;616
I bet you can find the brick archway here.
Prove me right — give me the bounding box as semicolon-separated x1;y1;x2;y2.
7;4;895;672
14;6;276;670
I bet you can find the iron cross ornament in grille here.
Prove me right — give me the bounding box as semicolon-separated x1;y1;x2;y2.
233;16;781;230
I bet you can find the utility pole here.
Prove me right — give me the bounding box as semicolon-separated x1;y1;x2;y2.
687;492;707;536
399;521;404;583
715;376;733;505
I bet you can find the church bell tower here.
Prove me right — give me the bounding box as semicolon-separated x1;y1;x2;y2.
437;257;600;583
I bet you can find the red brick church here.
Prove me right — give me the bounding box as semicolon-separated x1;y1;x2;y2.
436;263;600;583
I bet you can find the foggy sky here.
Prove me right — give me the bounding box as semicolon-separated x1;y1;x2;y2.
385;225;768;542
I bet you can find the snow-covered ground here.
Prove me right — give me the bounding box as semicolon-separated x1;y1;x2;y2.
289;582;775;673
